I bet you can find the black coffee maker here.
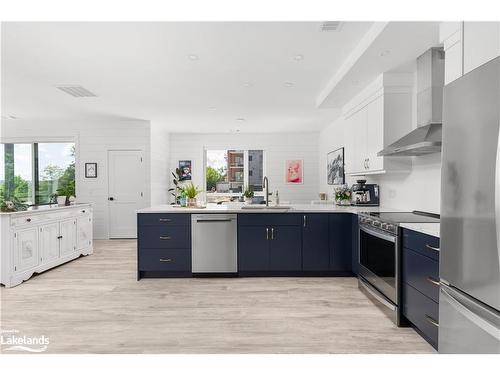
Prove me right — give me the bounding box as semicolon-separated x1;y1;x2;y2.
351;179;380;206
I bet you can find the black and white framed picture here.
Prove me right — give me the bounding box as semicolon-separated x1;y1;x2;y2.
85;163;97;178
327;147;344;185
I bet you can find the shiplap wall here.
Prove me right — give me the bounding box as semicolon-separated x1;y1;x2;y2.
1;119;151;239
169;132;320;204
150;121;170;206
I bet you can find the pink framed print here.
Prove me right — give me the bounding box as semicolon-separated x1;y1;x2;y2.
285;159;303;184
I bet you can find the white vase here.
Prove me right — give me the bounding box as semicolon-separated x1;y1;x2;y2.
244;198;252;205
57;196;67;206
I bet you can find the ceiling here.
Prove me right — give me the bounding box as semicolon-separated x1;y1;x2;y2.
1;22;440;133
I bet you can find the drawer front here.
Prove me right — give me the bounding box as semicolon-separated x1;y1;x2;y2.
237;213;301;226
11;206;92;227
138;225;191;248
138;213;190;227
402;247;440;302
139;248;191;272
402;229;440;261
402;282;439;349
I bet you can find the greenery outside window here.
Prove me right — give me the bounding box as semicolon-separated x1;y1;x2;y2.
0;142;75;205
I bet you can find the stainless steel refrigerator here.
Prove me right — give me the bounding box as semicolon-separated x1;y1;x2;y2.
440;56;500;353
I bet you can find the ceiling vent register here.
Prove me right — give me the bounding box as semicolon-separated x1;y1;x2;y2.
56;85;97;97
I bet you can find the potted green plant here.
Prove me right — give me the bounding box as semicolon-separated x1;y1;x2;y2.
168;168;183;205
56;181;76;206
334;185;352;206
0;196;28;212
243;186;254;204
183;182;202;207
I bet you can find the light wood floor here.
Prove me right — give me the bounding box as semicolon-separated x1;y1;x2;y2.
1;240;434;354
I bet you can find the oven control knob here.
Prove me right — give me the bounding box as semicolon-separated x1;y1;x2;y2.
387;224;395;232
373;221;380;227
381;223;388;230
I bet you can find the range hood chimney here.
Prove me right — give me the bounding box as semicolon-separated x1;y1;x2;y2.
378;47;444;156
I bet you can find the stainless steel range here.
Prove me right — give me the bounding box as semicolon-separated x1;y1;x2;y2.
357;211;440;326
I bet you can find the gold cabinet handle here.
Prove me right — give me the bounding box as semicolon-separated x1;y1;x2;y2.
266;228;269;240
425;315;439;327
159;218;172;222
426;244;440;252
303;215;307;228
271;227;275;240
159;258;172;262
426;276;440;286
159;236;172;240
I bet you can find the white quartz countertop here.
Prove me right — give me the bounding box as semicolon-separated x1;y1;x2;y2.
399;222;440;238
0;203;92;216
137;203;401;214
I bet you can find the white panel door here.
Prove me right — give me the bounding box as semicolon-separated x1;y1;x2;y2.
77;215;92;250
14;227;39;273
108;150;145;238
40;222;60;263
60;219;77;256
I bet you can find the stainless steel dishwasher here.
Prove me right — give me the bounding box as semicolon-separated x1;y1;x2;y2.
191;214;238;274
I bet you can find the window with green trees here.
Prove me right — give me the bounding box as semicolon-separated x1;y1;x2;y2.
0;142;75;205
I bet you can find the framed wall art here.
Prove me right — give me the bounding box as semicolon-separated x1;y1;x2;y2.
327;147;344;185
285;159;303;184
85;163;97;178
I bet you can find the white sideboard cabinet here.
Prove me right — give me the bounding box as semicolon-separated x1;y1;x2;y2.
1;204;93;288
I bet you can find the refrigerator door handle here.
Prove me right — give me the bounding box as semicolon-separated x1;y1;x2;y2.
441;286;499;338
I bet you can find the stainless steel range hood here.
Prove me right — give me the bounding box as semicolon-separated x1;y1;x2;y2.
378;47;444;157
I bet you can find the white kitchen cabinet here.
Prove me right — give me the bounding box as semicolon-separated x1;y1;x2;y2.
77;215;93;250
343;73;413;176
440;21;500;85
1;204;93;288
365;95;384;172
13;227;39;273
463;22;500;74
60;219;77;256
40;222;60;263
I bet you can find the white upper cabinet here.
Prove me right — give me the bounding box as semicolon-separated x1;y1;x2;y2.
440;22;500;85
343;73;413;176
463;22;500;74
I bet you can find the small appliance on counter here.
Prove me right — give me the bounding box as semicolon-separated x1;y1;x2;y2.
351;179;379;206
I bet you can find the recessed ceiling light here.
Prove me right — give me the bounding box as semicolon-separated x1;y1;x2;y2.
284;82;294;88
235;128;241;133
208;106;217;111
236;118;246;122
243;82;253;88
379;50;391;57
294;54;304;61
188;54;199;61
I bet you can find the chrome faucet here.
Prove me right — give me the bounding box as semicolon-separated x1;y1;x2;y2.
263;176;269;206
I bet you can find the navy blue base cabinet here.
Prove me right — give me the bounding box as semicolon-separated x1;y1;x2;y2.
238;214;302;274
302;214;330;271
401;228;440;350
239;213;354;276
137;213;192;279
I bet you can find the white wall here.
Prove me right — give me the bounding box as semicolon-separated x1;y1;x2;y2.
169;132;319;204
318;70;442;213
1;119;151;239
150;121;170;206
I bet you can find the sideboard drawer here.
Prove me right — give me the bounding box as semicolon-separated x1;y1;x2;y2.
138;225;191;249
139;248;191;272
402;247;440;303
138;213;190;227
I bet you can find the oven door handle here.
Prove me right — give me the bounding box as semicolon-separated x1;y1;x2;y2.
360;225;396;243
359;278;396;311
